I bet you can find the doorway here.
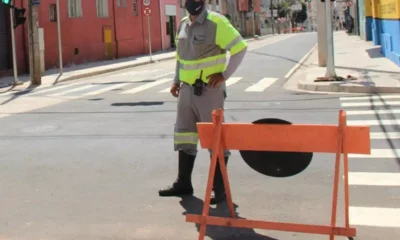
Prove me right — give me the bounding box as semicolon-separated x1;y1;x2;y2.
166;16;176;49
0;3;10;71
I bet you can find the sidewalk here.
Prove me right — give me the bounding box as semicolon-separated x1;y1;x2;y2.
0;35;272;90
297;31;400;93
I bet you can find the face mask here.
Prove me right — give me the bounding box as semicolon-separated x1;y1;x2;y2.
185;0;204;15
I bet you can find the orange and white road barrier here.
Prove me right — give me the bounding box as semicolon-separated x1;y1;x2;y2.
185;108;371;240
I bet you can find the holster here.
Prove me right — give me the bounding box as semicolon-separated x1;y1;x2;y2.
192;78;205;96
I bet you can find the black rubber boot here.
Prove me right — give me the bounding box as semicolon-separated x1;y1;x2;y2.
210;156;229;205
159;151;196;197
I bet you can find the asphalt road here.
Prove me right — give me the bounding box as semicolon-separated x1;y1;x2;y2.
1;32;399;240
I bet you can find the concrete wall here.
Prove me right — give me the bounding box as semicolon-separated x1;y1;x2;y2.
365;0;373;41
371;0;400;66
5;0;163;75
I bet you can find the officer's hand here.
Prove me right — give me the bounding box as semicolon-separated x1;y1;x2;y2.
170;83;180;97
207;73;225;88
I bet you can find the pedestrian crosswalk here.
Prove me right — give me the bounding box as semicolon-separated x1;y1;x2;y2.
339;94;400;229
0;75;281;99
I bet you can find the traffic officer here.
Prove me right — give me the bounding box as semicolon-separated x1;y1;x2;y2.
158;0;248;204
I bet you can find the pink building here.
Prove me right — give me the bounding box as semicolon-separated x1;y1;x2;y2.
159;0;182;50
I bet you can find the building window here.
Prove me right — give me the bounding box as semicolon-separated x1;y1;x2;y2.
97;0;109;18
116;0;120;7
122;0;127;7
49;4;57;22
133;0;138;16
68;0;82;18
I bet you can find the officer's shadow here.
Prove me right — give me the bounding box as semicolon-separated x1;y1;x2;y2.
179;195;279;240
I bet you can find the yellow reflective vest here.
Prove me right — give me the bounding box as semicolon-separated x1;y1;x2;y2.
174;9;248;85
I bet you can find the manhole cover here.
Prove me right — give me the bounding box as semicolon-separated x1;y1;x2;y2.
21;125;59;133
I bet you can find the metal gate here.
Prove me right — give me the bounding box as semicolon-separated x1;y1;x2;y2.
0;4;9;70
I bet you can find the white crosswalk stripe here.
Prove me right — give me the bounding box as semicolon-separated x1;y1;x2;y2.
348;172;400;186
339;94;400;230
108;69;160;77
159;87;170;93
370;132;400;139
82;82;132;96
120;78;173;94
341;101;400;107
349;207;400;228
340;94;400;101
47;84;96;97
225;77;243;86
245;78;278;92
348;119;400;126
0;76;281;99
346;109;400;115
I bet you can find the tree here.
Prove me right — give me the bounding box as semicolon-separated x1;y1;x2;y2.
293;2;308;24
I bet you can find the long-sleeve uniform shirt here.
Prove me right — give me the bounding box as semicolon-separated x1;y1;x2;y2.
173;8;248;96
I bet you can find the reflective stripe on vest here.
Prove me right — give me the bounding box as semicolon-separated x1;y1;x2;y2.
177;53;227;85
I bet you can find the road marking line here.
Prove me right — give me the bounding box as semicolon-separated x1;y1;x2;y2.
347;119;400;126
340;95;400;101
47;85;96;97
348;172;400;186
26;82;84;96
349;149;400;158
151;71;175;79
159;87;170;93
0;113;11;119
346;109;400;115
341;101;400;107
244;78;278;92
349;206;400;227
370;132;400;139
225;77;243;86
111;71;144;77
120;78;173;94
83;82;133;96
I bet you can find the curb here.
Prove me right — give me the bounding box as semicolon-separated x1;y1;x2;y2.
284;43;318;80
56;35;276;84
58;55;177;84
298;81;400;93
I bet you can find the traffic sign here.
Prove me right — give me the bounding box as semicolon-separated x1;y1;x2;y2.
143;0;150;6
346;0;353;6
144;7;151;16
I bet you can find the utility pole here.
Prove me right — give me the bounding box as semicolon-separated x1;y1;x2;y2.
251;0;255;36
56;0;63;74
9;0;22;86
28;0;41;85
270;0;274;34
316;0;327;66
324;0;336;77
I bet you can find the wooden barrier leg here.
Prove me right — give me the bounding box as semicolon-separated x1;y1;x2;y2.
198;110;224;240
217;145;235;218
342;112;350;229
329;110;344;240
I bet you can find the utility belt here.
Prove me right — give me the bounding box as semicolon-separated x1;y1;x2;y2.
182;70;206;96
182;74;227;99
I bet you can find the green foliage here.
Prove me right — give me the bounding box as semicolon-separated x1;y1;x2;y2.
293;2;308;23
269;0;308;24
2;0;11;4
